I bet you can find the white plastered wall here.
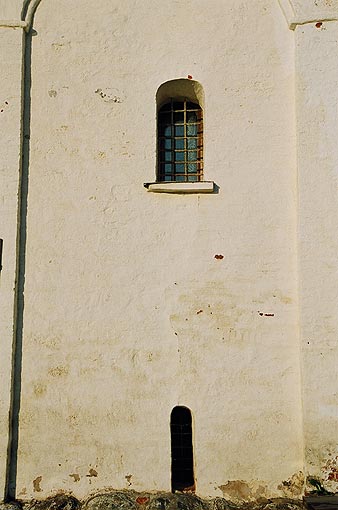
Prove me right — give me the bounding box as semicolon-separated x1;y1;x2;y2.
296;17;338;490
1;0;305;503
0;22;24;500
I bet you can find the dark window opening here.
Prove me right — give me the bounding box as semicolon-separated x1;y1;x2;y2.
158;100;203;183
170;406;195;493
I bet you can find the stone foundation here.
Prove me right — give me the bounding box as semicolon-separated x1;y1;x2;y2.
0;492;306;510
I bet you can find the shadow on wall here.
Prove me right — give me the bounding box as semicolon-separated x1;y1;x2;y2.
5;5;37;501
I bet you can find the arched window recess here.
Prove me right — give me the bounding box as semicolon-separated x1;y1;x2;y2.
170;406;195;493
144;79;215;193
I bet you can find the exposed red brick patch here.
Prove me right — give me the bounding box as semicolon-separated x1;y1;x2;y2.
316;22;323;28
136;497;149;505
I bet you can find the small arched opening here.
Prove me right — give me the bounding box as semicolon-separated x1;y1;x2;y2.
170;406;195;493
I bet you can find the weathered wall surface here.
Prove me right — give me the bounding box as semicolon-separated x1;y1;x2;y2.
0;0;23;19
1;0;304;504
0;24;23;499
296;19;338;492
292;0;338;18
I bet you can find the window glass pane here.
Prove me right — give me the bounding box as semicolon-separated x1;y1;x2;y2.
157;99;203;183
175;163;185;173
187;163;197;173
187;124;197;136
176;174;185;182
161;138;171;150
174;112;184;124
175;125;184;136
187;111;197;123
175;152;185;162
159;124;172;136
175;138;185;150
188;175;198;182
187;151;197;161
187;138;197;149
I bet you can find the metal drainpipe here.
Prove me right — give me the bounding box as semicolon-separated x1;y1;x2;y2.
4;0;42;501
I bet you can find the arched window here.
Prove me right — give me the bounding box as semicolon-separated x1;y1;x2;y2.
155;79;204;186
158;100;203;183
170;406;195;493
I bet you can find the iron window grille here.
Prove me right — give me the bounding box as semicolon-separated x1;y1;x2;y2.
158;99;203;183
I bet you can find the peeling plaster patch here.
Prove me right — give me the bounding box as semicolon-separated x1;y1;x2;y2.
95;88;123;103
278;471;305;497
69;473;80;482
51;38;71;51
95;151;106;160
219;481;250;501
33;476;42;492
323;455;338;485
34;383;46;397
48;90;57;97
86;468;98;477
125;474;132;486
218;480;267;502
214;254;224;260
48;365;69;377
56;125;68;133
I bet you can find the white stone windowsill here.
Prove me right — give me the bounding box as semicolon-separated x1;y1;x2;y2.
144;181;215;194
